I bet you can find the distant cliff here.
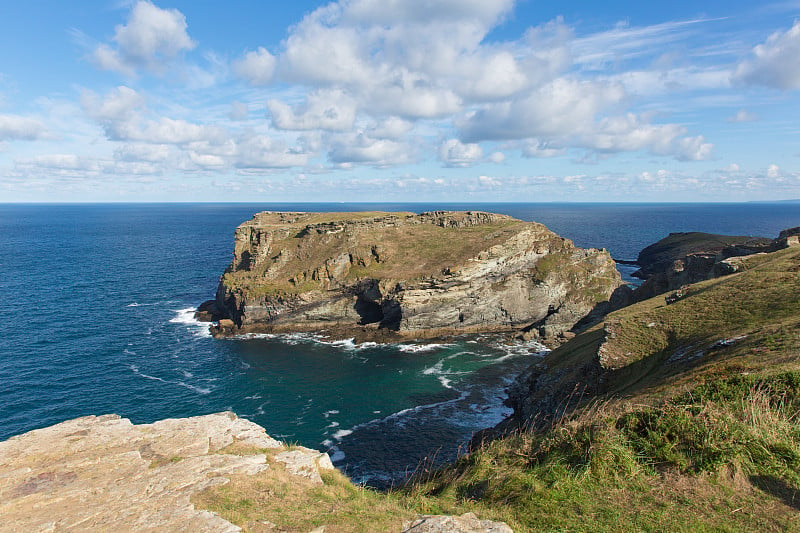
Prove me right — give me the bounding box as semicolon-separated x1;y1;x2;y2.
202;211;624;341
626;228;799;301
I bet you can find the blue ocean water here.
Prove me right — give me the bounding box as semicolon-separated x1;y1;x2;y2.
1;202;798;487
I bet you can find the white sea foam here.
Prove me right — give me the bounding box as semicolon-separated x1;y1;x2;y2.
129;364;213;395
332;429;353;440
169;307;212;338
323;410;340;418
181;370;194;378
327;421;340;429
395;343;454;353
245;394;262;400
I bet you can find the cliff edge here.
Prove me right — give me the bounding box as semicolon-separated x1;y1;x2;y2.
203;211;623;341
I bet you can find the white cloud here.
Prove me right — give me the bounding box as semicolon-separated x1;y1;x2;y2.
722;163;740;173
458;79;626;142
235;135;310;169
522;140;565;158
438;139;483;167
267;89;356;131
767;164;781;179
477;175;503;187
232;47;276;85
489;151;506;163
82;86;224;145
114;143;172;162
91;1;196;76
81;86;144;123
734;21;800;90
726;108;758;123
0;114;47;141
367;117;412;139
329;133;412;166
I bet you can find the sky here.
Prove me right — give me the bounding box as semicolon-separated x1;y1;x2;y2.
1;0;799;202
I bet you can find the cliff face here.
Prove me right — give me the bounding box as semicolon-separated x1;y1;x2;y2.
499;243;800;434
628;231;786;301
0;412;334;532
209;211;623;340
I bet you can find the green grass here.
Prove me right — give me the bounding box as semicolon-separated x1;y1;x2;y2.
195;244;800;532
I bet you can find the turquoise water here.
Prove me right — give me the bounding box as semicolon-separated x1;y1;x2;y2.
1;202;798;486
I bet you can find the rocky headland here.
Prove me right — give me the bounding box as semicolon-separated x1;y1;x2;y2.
622;227;800;301
199;211;624;343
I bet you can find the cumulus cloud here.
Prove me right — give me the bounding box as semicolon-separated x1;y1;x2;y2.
438;139;483;167
232;47;276;85
767;164;781;179
329;133;413;166
235;135;310;169
267;89;356;131
0;114;47;141
82;86;224;145
91;1;196;76
489;151;506;163
522;140;565;158
734;21;800;90
458;79;627;142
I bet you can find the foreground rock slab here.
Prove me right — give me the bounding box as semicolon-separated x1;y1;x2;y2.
403;513;513;533
0;412;333;532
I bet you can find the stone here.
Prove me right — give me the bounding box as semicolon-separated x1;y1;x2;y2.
0;412;332;532
403;513;513;533
274;448;335;484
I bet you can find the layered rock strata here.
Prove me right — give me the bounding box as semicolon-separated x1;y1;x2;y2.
0;412;333;532
204;211;623;341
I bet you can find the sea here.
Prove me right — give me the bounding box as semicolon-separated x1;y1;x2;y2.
1;202;798;488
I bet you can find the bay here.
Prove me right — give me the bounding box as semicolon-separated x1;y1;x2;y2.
1;202;798;486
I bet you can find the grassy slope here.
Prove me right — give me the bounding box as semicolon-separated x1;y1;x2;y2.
196;247;800;532
222;215;540;297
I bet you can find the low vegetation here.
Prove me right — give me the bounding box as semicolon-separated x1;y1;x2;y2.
196;245;800;531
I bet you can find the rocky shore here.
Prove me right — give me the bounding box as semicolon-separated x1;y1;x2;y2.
199;211;624;344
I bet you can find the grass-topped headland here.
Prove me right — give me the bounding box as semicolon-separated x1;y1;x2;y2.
209;211;622;342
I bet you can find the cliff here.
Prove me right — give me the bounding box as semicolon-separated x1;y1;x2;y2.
0;412;512;533
627;229;799;301
501;238;800;432
204;211;623;341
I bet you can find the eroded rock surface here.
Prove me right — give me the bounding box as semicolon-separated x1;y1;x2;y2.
206;211;623;342
403;513;513;533
0;412;333;532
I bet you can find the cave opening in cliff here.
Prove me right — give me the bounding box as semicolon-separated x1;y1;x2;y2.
355;297;384;325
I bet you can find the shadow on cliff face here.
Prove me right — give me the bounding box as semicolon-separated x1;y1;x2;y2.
350;279;403;331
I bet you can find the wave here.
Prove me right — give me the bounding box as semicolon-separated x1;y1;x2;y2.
168;307;211;338
395;343;454;353
128;364;212;395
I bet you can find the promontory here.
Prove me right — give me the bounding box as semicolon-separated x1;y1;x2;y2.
200;211;624;341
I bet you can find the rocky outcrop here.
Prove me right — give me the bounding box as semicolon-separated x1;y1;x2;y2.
0;412;333;532
205;211;623;342
403;513;513;532
626;230;799;301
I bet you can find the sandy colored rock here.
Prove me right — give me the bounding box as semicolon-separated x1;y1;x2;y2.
214;211;622;340
403;513;513;533
0;412;332;532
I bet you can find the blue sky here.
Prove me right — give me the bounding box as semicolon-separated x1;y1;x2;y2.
1;0;799;202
